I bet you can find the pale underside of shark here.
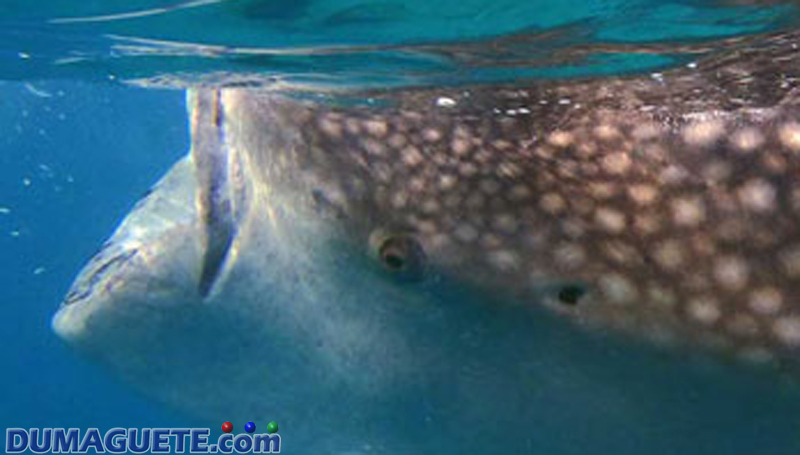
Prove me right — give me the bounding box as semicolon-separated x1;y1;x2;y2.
52;30;800;453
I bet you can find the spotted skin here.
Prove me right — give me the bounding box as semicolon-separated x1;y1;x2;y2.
213;30;800;368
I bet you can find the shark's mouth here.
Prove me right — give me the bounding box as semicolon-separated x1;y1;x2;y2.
62;247;140;307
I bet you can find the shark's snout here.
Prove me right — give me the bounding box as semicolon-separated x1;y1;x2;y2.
52;245;141;342
52;157;204;346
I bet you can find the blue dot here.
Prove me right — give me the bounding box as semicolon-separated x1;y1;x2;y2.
244;422;256;433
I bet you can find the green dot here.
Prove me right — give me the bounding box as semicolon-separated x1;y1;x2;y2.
267;421;279;434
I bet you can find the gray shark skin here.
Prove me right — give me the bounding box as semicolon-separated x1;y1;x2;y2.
53;30;800;454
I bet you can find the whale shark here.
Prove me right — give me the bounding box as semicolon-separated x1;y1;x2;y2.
52;29;800;453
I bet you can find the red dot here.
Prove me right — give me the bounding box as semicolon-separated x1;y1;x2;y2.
222;422;233;433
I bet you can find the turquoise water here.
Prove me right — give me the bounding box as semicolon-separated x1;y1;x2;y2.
3;0;800;454
2;0;798;87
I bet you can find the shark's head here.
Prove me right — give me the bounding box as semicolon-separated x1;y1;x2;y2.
51;31;800;450
51;89;604;448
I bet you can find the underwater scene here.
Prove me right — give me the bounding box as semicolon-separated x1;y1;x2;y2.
3;0;800;453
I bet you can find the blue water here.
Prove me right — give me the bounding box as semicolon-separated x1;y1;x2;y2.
3;0;800;453
0;82;187;429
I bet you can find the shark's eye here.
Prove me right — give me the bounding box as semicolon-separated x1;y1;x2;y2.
377;235;426;280
557;284;586;306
